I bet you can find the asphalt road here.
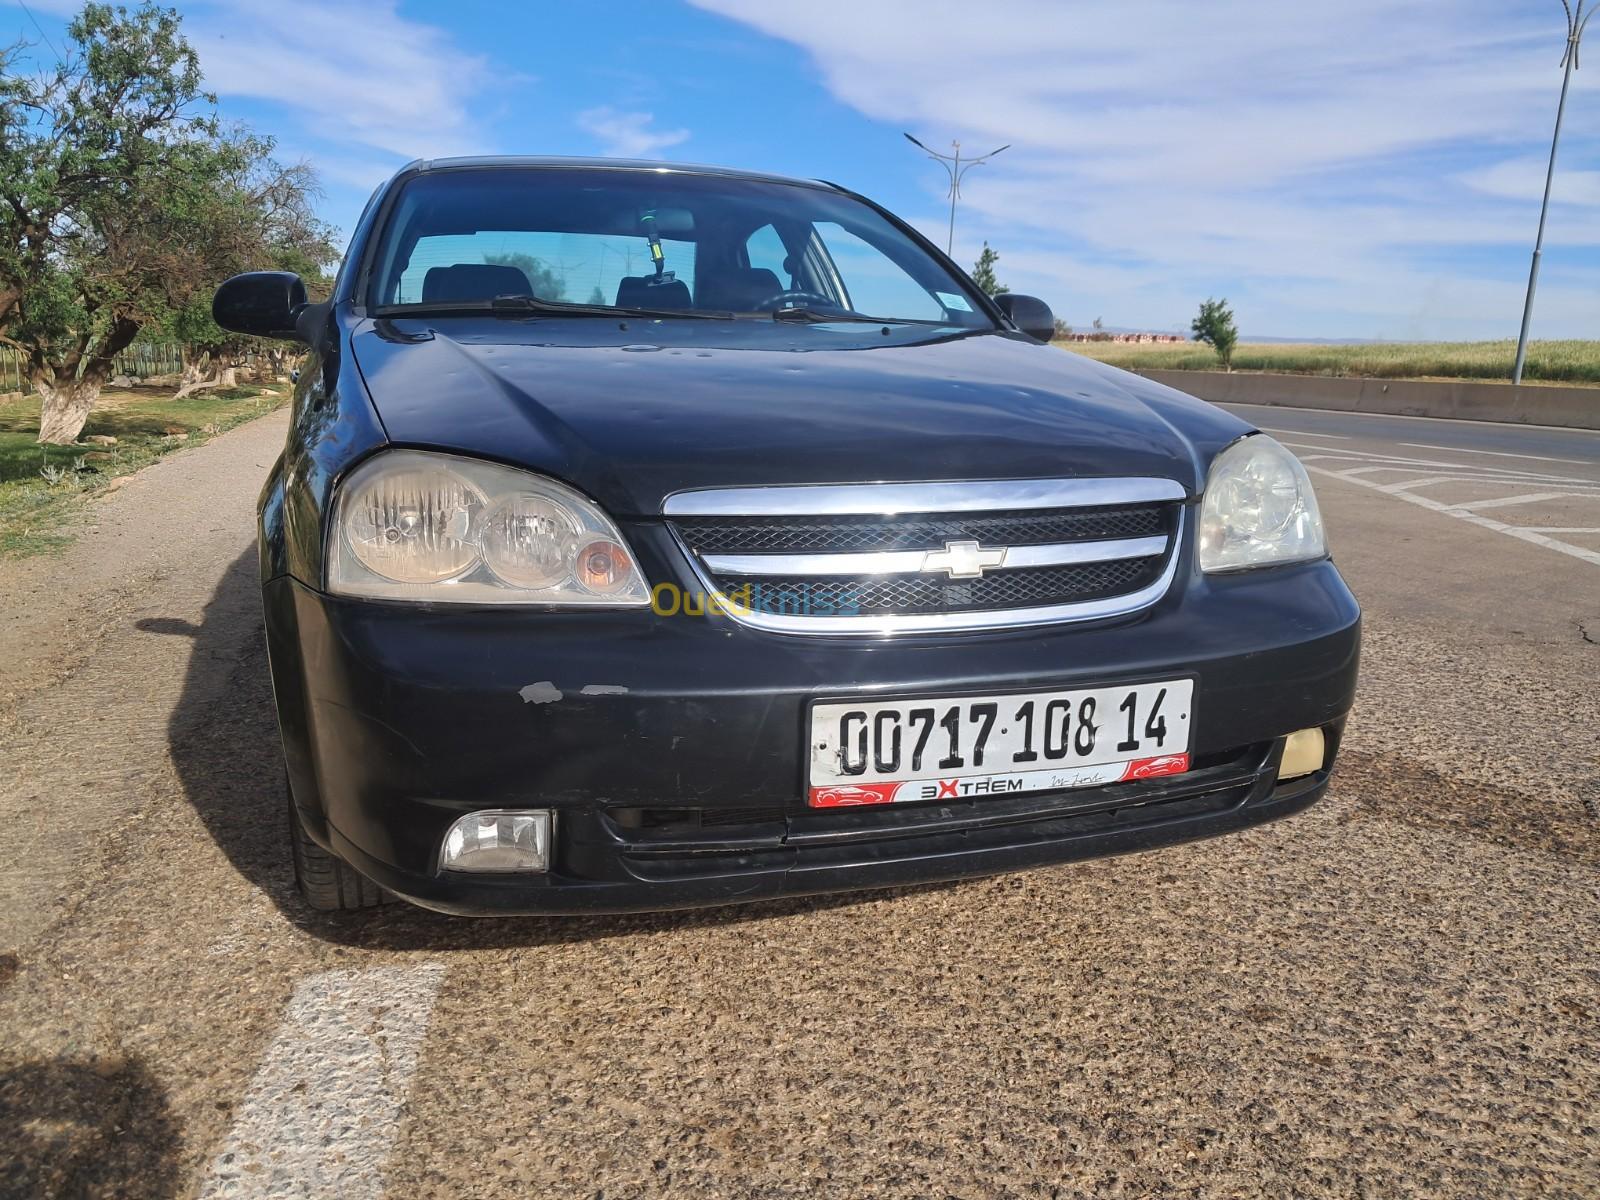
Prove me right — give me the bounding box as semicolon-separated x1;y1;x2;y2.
1;403;1597;1199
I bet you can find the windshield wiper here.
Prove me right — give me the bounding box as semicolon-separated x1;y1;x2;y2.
370;295;731;320
770;307;919;325
490;294;732;320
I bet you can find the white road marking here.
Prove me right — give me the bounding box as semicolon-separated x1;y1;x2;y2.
200;963;446;1200
1226;401;1600;438
1397;442;1592;466
1259;427;1348;439
1282;444;1600;487
1379;476;1504;493
1521;527;1600;534
1443;491;1586;512
1306;466;1600;568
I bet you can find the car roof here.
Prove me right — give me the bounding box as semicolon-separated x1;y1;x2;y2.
401;155;841;192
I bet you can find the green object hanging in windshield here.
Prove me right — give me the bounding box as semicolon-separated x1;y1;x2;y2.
640;209;675;284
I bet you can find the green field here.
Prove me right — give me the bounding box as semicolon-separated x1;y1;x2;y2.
1058;338;1600;385
0;384;288;557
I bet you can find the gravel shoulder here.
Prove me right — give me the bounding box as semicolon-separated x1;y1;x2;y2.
0;410;288;954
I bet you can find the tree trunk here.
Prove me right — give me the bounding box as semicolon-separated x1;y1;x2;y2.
178;346;209;388
29;316;143;443
35;377;104;445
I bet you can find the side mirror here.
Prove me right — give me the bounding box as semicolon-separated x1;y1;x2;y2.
213;271;309;341
993;293;1055;344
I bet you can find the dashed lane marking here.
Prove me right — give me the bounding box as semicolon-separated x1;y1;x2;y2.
1226;400;1600;436
1396;442;1593;466
1259;427;1348;439
199;963;446;1200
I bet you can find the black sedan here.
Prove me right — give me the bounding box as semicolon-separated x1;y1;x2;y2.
214;156;1359;915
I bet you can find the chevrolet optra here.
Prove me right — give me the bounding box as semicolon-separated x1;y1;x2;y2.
213;157;1360;914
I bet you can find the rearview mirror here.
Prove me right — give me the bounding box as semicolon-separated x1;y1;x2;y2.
993;294;1055;344
213;271;310;341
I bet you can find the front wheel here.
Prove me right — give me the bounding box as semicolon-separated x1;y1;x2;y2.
287;786;387;911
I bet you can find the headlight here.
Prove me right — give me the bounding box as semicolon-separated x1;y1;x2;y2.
327;451;649;605
1198;435;1327;572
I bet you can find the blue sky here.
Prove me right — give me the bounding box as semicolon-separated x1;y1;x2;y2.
5;0;1598;340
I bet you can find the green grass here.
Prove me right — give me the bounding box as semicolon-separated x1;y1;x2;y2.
1057;338;1600;385
0;383;289;558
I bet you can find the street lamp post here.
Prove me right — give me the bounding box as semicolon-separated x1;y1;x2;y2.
1513;0;1594;386
903;134;1010;257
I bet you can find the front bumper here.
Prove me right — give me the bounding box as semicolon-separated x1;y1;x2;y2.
264;556;1360;915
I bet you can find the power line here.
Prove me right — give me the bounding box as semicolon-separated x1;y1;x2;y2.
15;0;65;63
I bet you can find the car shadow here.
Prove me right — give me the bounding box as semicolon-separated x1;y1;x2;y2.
161;546;971;951
0;1054;182;1199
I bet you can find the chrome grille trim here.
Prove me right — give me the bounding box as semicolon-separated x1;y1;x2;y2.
662;477;1188;517
702;535;1169;578
666;477;1187;636
685;517;1184;635
673;504;1169;555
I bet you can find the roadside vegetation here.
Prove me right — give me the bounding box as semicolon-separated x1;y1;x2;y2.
1190;298;1239;369
0;3;333;446
1058;338;1600;385
971;243;1008;296
0;383;287;557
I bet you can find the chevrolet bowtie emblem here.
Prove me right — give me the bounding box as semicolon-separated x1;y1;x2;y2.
922;540;1007;579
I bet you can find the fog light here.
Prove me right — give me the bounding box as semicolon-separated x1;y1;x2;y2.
1277;727;1326;781
440;810;551;872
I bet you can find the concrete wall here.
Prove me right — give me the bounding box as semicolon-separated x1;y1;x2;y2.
1133;369;1600;431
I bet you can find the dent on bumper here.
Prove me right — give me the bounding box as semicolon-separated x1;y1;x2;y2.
265;557;1360;913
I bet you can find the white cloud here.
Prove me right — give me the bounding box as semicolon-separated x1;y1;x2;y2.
184;0;490;161
1462;157;1600;207
575;107;690;159
690;0;1600;339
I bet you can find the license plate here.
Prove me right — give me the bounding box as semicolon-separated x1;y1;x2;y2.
808;680;1193;807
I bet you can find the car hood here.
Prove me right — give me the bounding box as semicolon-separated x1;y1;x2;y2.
350;316;1250;517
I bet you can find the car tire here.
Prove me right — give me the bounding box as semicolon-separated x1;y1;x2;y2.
287;786;387;911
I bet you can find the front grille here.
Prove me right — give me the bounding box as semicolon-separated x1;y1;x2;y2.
717;558;1162;616
665;478;1185;632
675;504;1170;555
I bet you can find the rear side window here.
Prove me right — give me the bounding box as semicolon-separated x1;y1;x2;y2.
744;224;789;283
812;223;948;322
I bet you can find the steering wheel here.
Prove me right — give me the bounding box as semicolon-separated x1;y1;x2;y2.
751;288;841;313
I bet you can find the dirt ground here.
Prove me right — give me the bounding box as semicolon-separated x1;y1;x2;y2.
0;407;1597;1199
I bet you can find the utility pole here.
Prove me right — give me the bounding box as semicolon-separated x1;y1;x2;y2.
1513;0;1593;385
903;134;1010;257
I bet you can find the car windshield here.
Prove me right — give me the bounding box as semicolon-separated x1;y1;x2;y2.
366;166;993;328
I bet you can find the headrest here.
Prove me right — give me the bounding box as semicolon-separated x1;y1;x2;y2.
421;263;533;303
701;267;783;310
615;276;693;310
